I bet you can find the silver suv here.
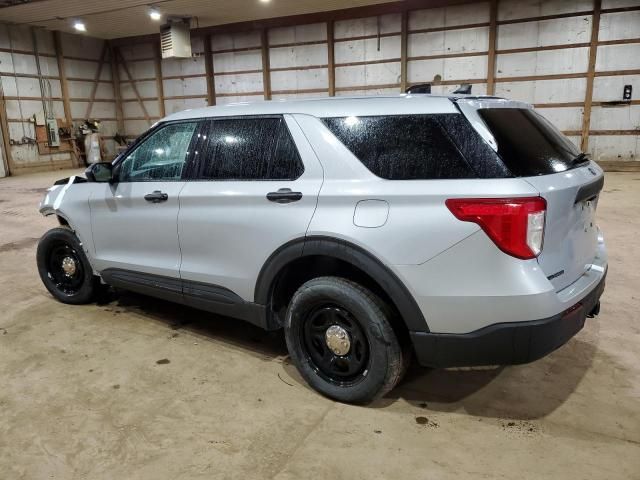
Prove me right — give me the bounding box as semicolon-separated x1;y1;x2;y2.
37;95;607;404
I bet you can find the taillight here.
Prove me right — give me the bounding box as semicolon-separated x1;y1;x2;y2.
445;197;546;259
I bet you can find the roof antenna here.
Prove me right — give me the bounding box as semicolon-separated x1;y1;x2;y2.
406;83;431;94
452;84;472;94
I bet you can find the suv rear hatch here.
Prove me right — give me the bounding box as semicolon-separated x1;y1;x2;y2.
458;100;604;291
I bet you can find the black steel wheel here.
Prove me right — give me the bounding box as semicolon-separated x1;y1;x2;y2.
302;305;370;386
285;276;407;404
37;227;97;304
46;241;85;295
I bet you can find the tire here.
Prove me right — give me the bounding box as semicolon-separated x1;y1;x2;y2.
284;276;406;404
36;227;97;304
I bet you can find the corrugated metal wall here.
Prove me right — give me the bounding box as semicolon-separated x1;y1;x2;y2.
1;0;638;176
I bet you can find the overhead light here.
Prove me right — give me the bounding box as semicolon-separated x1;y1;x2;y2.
149;8;162;20
260;0;271;3
73;20;86;32
344;116;360;127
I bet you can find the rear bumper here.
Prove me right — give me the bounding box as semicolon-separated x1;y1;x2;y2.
410;270;606;368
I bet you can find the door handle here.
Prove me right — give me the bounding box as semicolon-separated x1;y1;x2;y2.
266;188;303;204
144;190;169;203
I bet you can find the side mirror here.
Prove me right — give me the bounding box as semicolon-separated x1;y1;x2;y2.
85;162;114;183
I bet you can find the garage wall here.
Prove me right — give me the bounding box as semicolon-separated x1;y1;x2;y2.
0;25;117;176
108;0;639;165
2;0;638;176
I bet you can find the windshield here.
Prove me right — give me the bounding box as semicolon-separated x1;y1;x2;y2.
478;108;582;176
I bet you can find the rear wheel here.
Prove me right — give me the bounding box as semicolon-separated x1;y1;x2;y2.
37;227;97;304
284;276;407;404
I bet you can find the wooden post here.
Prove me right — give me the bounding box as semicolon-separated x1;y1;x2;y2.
486;0;498;95
53;31;77;166
203;34;216;106
153;40;166;116
116;48;151;124
400;11;408;92
85;43;108;118
581;0;601;153
327;21;335;97
261;28;272;100
108;41;125;134
0;95;13;175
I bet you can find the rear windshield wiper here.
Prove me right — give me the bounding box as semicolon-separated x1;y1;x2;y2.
571;152;590;166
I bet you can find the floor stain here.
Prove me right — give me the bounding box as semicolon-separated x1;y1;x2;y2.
0;237;38;253
1;210;26;218
502;420;538;435
415;416;439;428
156;358;170;365
23;187;48;194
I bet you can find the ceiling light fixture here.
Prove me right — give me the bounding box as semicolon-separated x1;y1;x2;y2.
260;0;271;3
73;20;86;32
149;8;162;20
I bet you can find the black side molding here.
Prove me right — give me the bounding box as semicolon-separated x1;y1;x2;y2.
101;269;267;329
575;176;604;204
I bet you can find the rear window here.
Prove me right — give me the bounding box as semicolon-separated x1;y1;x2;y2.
478;108;581;177
323;115;474;180
322;114;510;180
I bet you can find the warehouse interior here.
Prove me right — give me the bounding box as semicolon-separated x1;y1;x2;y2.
1;0;639;478
1;0;639;176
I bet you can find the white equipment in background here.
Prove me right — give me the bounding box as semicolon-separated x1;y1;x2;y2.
160;19;192;58
84;133;102;164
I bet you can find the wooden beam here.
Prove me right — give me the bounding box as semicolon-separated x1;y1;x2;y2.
53;31;77;166
334;31;400;43
116;48;151;125
335;58;400;68
0;94;13;176
85;43;108;119
486;0;498;95
153;41;166;117
327;21;335;97
581;0;601;153
498;10;593;25
400;11;408;93
108;41;124;134
270;64;328;72
261;29;272;100
272;88;328;95
598;160;640;172
203;34;216;106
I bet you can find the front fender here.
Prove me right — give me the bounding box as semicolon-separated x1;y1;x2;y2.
38;176;96;265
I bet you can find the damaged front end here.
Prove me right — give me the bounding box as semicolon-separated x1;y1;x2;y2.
39;175;94;257
39;176;86;221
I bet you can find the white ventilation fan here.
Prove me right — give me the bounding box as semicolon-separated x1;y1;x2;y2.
160;19;192;59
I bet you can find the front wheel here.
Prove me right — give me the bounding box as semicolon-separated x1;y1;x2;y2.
37;227;97;304
284;276;407;404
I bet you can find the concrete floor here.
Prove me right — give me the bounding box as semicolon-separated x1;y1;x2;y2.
0;169;639;480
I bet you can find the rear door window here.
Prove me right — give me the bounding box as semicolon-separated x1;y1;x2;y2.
197;117;304;180
477;108;582;176
322;115;484;180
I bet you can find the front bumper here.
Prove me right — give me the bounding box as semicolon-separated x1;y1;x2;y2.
410;270;606;368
